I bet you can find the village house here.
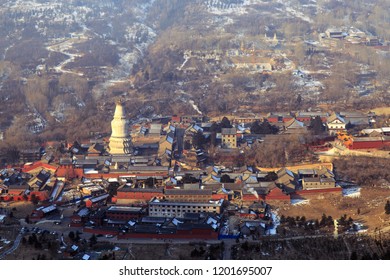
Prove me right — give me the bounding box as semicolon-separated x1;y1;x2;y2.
105;205;147;221
339;111;371;126
276;168;298;193
282;118;307;134
366;36;380;46
19;148;42;163
221;128;237;148
114;184;164;205
361;127;390;137
302;177;336;190
158;131;175;165
30;204;57;222
327;113;346;135
69;207;90;227
297;167;337;190
229;56;273;72
267;112;294;123
180;115;205;124
295;111;329;124
85;193;110;209
87;142;106;156
325;28;346;39
115;213;220;240
233;115;263;125
348;136;390;150
148;123;162;137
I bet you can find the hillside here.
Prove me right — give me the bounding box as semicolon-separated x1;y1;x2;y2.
0;0;389;150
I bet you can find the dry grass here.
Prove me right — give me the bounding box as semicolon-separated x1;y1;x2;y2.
121;242;218;260
275;187;390;233
6;201;36;220
369;107;390;115
259;162;334;172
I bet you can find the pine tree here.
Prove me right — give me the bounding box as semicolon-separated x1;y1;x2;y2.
385;200;390;214
220;117;232;129
309;116;325;135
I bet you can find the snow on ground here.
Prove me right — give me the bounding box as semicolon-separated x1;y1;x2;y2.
5;0;62;12
99;23;157;93
291;199;310;205
285;7;313;23
132;0;156;21
274;0;314;23
342;187;361;198
205;0;265;15
265;211;280;235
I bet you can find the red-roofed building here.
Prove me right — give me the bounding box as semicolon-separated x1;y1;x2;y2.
56;166;84;180
22;161;58;174
85;194;110;209
265;187;290;201
115;186;164;204
349;136;390;150
267;112;294;123
171;115;181;124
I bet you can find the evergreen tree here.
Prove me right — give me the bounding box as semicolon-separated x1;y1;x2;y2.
210;122;221;133
68;231;75;241
385;200;390;214
250;120;279;134
89;234;97;247
346;121;354;130
220;116;232;129
250;121;262;134
265;171;278;181
309;116;325;135
192;130;207;149
220;174;233;183
296;94;302;107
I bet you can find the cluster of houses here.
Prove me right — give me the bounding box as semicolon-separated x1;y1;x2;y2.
337;127;390;150
1;108;387;240
1;153;341;239
128;110;384;167
319;27;388;49
0;161;57;203
178;42;287;75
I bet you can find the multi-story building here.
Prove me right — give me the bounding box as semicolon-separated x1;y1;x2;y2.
148;198;223;218
221;128;237;148
327;113;346;135
105;205;146;221
302;177;336;190
164;189;212;203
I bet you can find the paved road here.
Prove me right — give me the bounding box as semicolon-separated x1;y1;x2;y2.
0;232;23;260
222;239;235;260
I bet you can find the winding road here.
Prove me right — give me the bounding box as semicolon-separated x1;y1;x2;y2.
0;232;23;260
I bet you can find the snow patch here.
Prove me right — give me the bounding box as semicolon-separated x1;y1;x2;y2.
205;0;264;15
265;211;280;235
342;187;361;198
291;199;310;205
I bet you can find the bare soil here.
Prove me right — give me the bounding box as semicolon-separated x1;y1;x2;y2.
274;187;390;233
